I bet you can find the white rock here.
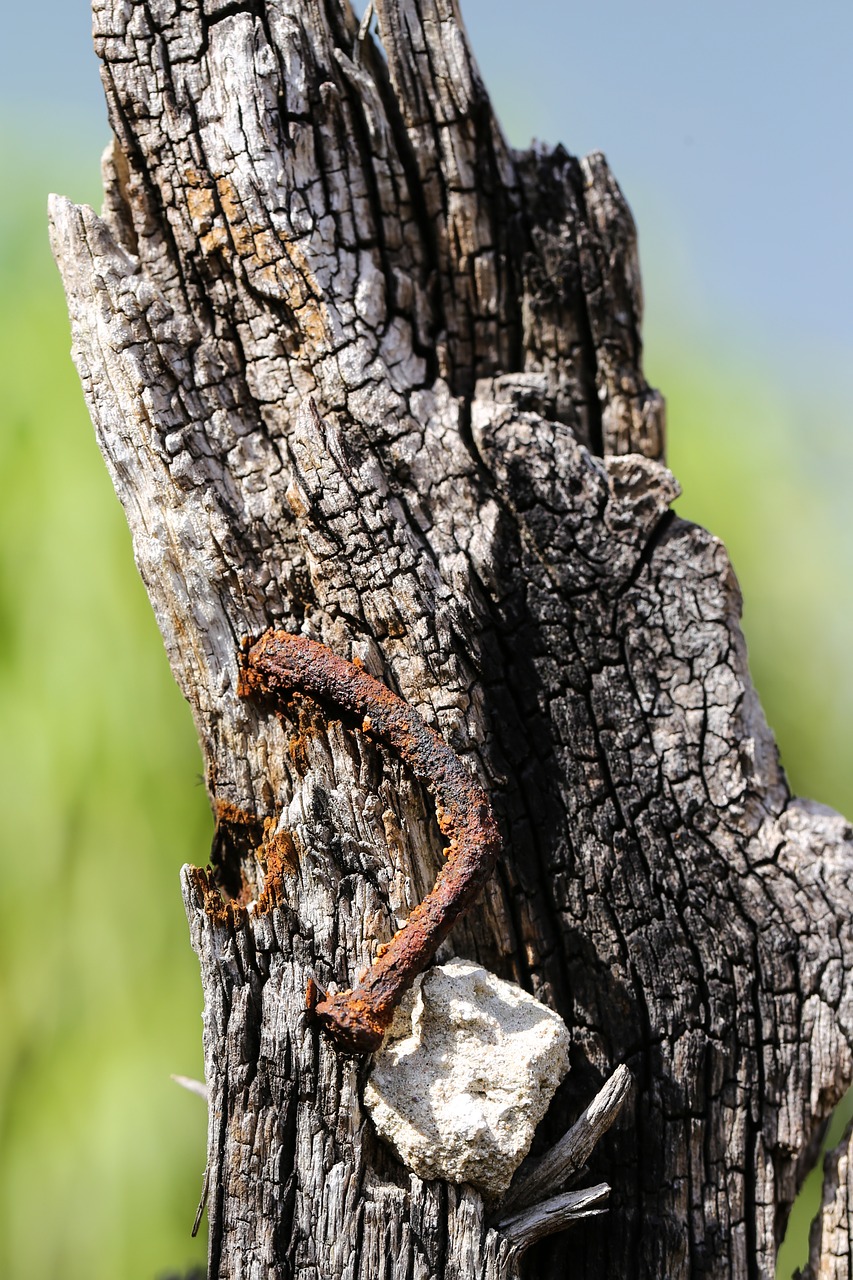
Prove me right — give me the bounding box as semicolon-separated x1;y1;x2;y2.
363;958;570;1198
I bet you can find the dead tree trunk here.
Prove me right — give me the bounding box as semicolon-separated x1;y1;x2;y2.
49;1;853;1276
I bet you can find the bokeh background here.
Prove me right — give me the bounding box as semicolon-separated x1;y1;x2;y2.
1;3;850;1277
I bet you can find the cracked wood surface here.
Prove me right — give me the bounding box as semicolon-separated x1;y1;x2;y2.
49;1;853;1276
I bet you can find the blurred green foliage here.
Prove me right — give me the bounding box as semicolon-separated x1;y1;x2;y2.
0;138;210;1279
0;133;850;1279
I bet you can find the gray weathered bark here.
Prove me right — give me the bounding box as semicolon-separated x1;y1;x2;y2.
49;1;853;1276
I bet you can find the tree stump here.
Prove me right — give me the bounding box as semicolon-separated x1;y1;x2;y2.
49;1;853;1275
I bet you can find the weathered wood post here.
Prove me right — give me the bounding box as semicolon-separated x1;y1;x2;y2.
50;2;853;1275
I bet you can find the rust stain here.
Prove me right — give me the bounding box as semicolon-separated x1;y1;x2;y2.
212;794;301;913
240;629;502;1054
266;827;299;875
288;732;311;777
256;822;300;911
188;865;247;928
214;797;263;834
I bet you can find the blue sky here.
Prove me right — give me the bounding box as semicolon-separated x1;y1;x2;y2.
2;0;850;370
463;0;852;367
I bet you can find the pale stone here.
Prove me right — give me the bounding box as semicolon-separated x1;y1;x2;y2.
363;958;571;1198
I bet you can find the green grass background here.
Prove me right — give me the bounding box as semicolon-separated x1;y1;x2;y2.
0;129;850;1278
0;136;210;1279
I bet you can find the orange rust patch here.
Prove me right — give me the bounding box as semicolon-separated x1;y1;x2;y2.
254;877;285;915
212;799;265;857
188;866;247;928
265;827;300;877
211;793;305;914
253;822;300;915
288;732;311;777
214;797;262;832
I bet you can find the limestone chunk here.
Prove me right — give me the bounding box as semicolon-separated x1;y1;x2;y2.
364;958;570;1198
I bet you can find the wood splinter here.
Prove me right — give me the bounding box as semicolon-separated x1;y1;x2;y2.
240;630;502;1053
